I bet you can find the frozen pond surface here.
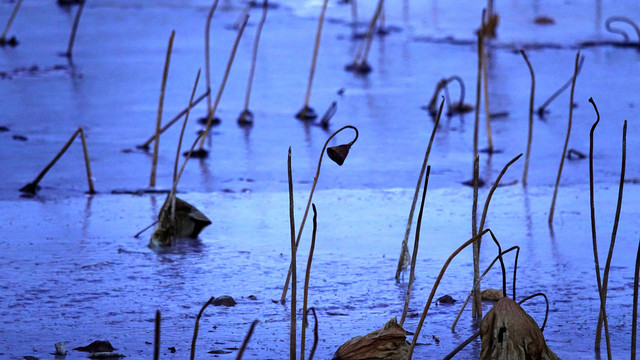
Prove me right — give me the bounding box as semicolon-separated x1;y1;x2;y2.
0;0;639;359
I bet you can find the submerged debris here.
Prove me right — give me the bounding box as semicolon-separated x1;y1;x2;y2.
54;341;67;356
436;295;457;305
333;318;409;360
479;297;558;360
149;196;211;247
212;295;237;307
88;352;126;359
74;340;115;353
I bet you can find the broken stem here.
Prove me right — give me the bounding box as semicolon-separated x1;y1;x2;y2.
198;15;248;151
20;127;95;194
358;0;384;68
0;0;22;42
190;297;214;360
138;90;210;150
64;0;86;57
472;154;481;318
396;97;443;280
150;30;175;188
548;51;580;225
520;50;535;186
400;166;431;326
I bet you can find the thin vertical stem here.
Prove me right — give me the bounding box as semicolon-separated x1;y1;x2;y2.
350;0;358;37
65;0;86;57
632;235;640;360
243;0;268;112
473;24;482;160
190;297;214;360
0;0;23;41
204;1;220;113
596;120;626;355
150;30;175;188
174;70;201;186
358;0;384;67
307;308;319;360
303;0;329;107
481;20;493;152
154;310;161;360
287;147;297;360
198;15;249;150
78;127;95;194
549;51;580;225
301;204;318;360
395;98;443;280
281;126;359;302
236;320;259;360
520;50;535;186
472;155;481;318
588;97;611;358
400;166;431;326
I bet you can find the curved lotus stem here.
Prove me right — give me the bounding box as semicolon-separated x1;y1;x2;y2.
407;228;506;358
281;125;359;302
605;16;640;43
190;297;214;360
518;292;549;332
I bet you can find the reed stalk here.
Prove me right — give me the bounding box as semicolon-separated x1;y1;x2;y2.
588;97;612;358
301;204;318;360
204;1;220;113
520;50;535;186
236;320;259;360
407;228;505;359
0;0;22;44
396;98;443;280
170;70;201;219
190;296;214;360
357;0;384;72
154;310;161;360
150;30;175;188
20;127;95;194
471;155;481;318
138;90;209;150
346;0;381;71
633;236;640;360
239;0;268;125
548;51;580;225
64;0;86;57
480;16;493;153
400;166;431;326
473;30;482;161
596;120;626;353
296;0;329;119
197;15;248;153
287;147;297;360
281;126;359;302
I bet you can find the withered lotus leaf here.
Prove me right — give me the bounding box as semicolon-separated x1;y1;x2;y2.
481;288;504;301
333;318;409;360
479;297;559;360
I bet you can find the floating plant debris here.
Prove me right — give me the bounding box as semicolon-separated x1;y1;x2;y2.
74;340;116;353
436;295;456;305
479;297;558;360
333;318;409;360
212;295;237;307
149;197;211;247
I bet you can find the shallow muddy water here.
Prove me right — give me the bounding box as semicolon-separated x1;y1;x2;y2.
0;0;639;359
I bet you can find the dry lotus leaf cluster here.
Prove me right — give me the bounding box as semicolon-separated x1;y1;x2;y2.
333;318;409;360
150;196;211;246
479;297;559;360
481;288;504;301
